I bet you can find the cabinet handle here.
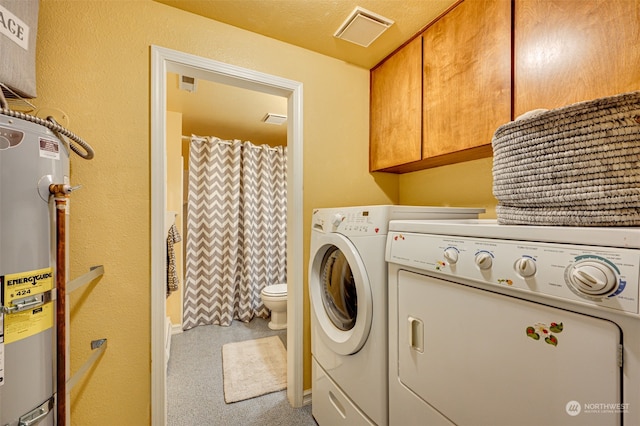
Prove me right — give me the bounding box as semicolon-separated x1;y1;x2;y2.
408;316;424;353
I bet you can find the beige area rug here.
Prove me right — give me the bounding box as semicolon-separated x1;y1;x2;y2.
222;336;287;403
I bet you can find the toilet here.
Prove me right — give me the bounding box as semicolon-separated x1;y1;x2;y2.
261;283;287;330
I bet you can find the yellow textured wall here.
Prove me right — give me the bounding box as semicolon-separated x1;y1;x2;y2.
36;0;396;424
398;157;498;218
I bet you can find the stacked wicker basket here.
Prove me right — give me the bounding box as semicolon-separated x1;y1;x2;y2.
492;91;640;226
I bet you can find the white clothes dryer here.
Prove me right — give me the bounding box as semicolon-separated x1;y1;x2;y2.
386;219;640;426
309;206;484;426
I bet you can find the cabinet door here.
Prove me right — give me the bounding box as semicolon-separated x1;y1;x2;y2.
370;37;423;172
515;0;640;116
422;0;511;160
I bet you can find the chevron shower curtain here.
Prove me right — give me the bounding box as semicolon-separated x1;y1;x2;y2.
183;137;287;329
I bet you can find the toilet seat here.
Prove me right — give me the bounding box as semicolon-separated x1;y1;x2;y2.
262;283;287;297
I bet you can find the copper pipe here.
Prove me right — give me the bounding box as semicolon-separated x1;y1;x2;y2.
50;184;70;426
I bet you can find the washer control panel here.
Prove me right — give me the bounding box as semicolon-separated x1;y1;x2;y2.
386;232;640;314
312;209;383;235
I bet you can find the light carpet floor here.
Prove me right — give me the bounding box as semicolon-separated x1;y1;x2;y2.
222;336;288;403
167;318;316;425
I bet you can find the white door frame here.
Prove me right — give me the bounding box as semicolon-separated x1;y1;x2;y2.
150;45;304;425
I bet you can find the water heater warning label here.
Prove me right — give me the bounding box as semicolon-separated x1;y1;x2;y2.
39;137;60;160
4;302;53;344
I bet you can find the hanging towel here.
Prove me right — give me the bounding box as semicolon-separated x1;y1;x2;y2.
167;223;182;296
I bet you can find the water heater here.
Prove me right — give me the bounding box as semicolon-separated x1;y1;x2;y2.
0;113;69;426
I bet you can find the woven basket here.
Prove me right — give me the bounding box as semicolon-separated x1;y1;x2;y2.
492;91;640;226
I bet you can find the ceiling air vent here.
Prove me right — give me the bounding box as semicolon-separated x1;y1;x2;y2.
262;113;287;125
334;7;394;47
179;75;197;93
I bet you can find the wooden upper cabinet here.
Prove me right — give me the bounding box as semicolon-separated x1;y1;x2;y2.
422;0;512;161
515;0;640;116
370;37;423;172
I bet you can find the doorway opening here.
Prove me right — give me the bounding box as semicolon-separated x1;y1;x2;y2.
151;45;304;425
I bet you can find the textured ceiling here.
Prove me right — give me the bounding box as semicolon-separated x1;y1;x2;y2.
159;0;458;148
155;0;458;69
167;73;287;147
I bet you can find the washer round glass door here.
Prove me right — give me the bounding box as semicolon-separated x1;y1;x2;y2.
321;246;358;330
309;232;373;355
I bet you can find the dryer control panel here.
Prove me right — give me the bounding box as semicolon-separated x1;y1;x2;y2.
386;231;640;315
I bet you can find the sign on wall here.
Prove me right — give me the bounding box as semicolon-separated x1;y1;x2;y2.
0;0;39;98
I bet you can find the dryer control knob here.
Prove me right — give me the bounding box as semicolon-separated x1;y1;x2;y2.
443;248;459;264
567;260;618;296
475;252;493;270
514;257;537;278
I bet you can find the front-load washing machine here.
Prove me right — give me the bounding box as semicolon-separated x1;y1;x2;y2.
309;205;484;426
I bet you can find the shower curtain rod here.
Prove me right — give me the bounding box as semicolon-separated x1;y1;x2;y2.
181;135;283;151
182;135;227;144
